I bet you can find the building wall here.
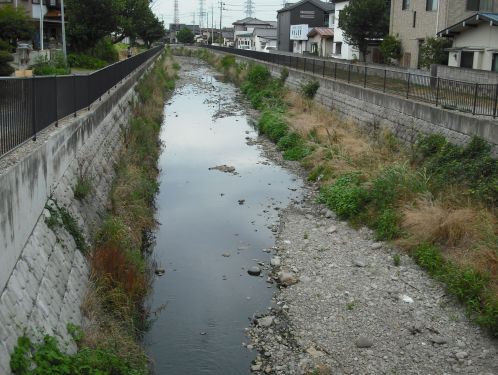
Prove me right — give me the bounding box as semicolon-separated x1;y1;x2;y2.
278;2;330;53
308;34;333;57
448;22;498;71
390;0;498;69
331;1;359;60
437;64;498;84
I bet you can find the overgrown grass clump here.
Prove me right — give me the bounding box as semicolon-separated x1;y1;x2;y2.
12;50;178;374
74;176;93;200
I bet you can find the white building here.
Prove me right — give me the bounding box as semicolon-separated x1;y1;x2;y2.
437;12;498;71
235;30;254;50
253;28;278;52
330;0;360;60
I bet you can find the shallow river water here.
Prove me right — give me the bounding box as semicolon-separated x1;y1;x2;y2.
144;59;302;374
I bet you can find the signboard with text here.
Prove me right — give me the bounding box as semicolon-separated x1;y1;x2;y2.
290;24;309;41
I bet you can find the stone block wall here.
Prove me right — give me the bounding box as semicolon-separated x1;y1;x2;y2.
0;50;161;374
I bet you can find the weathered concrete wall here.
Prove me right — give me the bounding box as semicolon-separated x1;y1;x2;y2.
437;64;498;85
203;50;498;155
0;51;161;374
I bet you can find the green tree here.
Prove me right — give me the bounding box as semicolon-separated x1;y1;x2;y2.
66;0;122;51
419;37;451;69
338;0;389;62
0;5;34;49
379;34;402;64
0;50;14;76
176;27;194;44
135;9;165;47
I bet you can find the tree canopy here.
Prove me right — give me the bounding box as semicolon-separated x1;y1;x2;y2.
419;37;451;69
176;28;194;44
66;0;164;51
338;0;389;62
0;5;34;49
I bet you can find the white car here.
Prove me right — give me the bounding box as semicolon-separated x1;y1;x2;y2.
262;46;276;53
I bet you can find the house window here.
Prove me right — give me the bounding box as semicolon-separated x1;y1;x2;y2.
402;0;410;10
493;54;498;72
336;42;342;55
426;0;438;11
467;0;493;11
460;51;474;69
324;14;329;27
413;11;417;27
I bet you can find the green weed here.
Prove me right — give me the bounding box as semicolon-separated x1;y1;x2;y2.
300;80;320;99
374;208;399;240
319;173;368;219
393;253;401;266
73;176;92;200
258;111;288;142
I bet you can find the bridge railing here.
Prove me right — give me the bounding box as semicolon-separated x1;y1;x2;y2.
0;44;164;159
205;45;498;119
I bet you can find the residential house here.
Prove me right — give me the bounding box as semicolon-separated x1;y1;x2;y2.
233;17;276;49
277;0;335;53
329;0;363;60
253;28;278;52
0;0;64;50
222;29;235;47
307;27;334;56
390;0;498;68
437;12;498;71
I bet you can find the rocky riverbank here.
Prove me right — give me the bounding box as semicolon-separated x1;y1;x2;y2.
246;182;498;374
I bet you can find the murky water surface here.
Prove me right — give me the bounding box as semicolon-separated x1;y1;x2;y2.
145;60;302;374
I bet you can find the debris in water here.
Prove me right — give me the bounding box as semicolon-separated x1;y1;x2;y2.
209;165;238;175
155;268;165;276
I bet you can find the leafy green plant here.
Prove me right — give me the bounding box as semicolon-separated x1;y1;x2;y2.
258;111;288;142
319;173;368;219
393;253;401;266
247;64;271;87
73;176;93;200
33;51;70;76
280;67;289;83
68;53;107;70
308;164;333;182
374;208;399;240
300;80;320;100
90;37;118;63
379;34;402;63
0;49;14;76
220;54;236;70
419;37;452;69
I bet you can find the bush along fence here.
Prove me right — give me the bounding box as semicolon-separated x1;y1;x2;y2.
205;46;498;119
0;45;164;159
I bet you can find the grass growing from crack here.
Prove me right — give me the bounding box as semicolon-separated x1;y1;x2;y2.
176;47;498;336
45;202;87;253
73;176;93;200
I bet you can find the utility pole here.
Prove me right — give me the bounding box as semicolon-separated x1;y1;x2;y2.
219;1;225;35
61;0;67;59
39;0;44;50
211;3;214;44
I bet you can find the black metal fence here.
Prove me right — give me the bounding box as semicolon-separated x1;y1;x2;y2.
0;45;163;158
206;46;498;119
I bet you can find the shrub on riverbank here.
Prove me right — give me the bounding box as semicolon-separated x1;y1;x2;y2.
11;50;179;374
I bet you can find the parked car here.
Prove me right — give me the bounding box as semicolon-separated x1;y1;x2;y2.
263;46;276;53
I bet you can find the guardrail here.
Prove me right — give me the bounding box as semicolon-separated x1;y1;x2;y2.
0;45;164;159
205;45;498;119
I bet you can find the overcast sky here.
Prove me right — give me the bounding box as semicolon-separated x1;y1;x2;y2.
151;0;286;28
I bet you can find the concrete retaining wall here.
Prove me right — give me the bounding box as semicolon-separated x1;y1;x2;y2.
436;65;498;85
0;51;161;374
215;51;498;155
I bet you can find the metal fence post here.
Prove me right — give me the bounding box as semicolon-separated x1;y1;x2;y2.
312;58;315;75
322;61;325;77
348;64;351;83
435;77;440;107
31;77;37;141
54;76;58;127
406;73;411;99
364;66;367;88
73;74;77;117
472;83;479;115
493;83;498;118
383;69;387;92
334;62;337;80
304;58;307;72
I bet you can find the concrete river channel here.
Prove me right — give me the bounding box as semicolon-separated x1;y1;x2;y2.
144;58;303;373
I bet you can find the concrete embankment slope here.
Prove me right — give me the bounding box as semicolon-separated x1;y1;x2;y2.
0;51;161;374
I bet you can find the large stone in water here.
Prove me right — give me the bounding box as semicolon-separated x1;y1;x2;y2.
248;266;261;276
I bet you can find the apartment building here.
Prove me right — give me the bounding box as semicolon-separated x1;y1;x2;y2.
390;0;498;68
0;0;63;50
